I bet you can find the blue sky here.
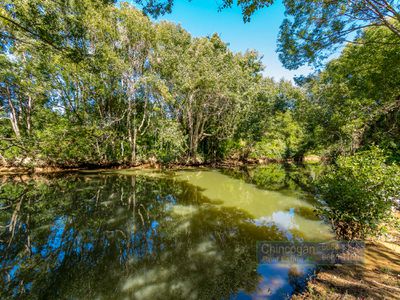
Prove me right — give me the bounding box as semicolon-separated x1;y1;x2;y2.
146;0;313;81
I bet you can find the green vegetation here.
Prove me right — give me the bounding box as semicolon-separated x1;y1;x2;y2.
297;25;400;239
316;147;400;239
138;0;400;68
0;0;306;166
298;25;400;162
1;0;399;241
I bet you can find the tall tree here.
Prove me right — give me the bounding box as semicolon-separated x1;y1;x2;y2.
154;23;264;160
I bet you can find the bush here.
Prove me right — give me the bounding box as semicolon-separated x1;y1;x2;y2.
316;147;400;239
35;119;100;165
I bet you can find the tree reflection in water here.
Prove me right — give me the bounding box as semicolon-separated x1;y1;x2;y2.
0;173;314;299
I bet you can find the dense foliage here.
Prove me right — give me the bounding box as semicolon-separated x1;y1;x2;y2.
0;0;305;166
1;0;400;240
298;26;400;238
316;148;400;239
299;26;400;162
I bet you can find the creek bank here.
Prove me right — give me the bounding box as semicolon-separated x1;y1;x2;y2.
0;155;322;175
293;212;400;300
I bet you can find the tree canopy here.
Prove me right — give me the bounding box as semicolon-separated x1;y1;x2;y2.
298;25;400;160
1;0;306;166
129;0;400;68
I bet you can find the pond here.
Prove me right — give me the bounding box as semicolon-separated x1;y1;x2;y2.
0;164;333;299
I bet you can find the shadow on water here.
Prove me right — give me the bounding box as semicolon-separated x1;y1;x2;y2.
0;168;330;299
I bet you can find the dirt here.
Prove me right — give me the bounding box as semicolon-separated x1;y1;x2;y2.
293;214;400;300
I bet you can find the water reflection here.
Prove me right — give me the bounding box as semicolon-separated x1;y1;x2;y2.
220;163;324;194
172;167;331;241
0;167;331;299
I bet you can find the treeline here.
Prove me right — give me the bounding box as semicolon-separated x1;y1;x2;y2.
0;0;305;167
1;1;400;167
298;25;400;163
2;0;399;239
304;25;400;239
1;0;400;241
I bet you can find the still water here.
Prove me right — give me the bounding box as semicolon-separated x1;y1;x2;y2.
0;164;333;299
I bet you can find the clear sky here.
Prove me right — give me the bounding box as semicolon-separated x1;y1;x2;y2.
146;0;313;82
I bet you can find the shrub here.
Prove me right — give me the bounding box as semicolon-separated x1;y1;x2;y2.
316;147;400;239
35;119;100;165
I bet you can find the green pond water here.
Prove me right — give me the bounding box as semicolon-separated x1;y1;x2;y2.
0;164;333;299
